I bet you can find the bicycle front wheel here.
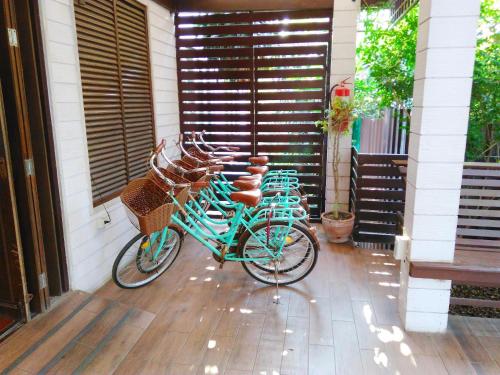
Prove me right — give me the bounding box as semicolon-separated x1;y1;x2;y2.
112;226;183;289
239;221;319;285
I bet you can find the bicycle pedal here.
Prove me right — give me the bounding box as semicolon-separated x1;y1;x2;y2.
212;252;223;264
218;245;229;269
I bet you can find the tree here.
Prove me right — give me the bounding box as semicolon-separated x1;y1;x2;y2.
467;0;499;162
355;6;418;118
355;2;499;161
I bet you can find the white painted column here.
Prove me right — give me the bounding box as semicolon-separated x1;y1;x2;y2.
398;0;481;332
325;0;360;212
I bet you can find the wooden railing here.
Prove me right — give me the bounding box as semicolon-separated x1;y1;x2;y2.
456;163;500;253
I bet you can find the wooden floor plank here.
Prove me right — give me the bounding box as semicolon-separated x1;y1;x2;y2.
45;343;92;375
464;317;500;338
0;292;91;370
361;348;391;375
280;316;309;374
352;300;382;350
478;336;500;368
253;339;284;375
308;344;335;375
260;298;289;343
333;320;364;375
411;355;449;375
471;360;500;375
330;282;354;322
113;331;190;374
226;313;265;372
431;333;476;375
15;300;106;373
288;291;310;318
2;225;498;375
449;316;497;364
196;335;234;375
309;297;333;346
79;322;146;375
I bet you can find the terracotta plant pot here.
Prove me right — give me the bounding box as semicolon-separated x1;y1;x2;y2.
321;211;355;243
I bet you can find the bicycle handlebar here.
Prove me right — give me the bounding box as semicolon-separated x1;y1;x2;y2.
197;130;240;152
150;141;191;189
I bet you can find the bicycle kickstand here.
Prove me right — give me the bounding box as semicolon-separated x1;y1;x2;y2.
273;260;280;304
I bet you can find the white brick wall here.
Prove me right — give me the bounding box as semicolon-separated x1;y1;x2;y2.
324;0;360;213
39;0;180;292
399;0;481;333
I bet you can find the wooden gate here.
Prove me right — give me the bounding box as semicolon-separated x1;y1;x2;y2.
176;9;332;219
350;148;407;244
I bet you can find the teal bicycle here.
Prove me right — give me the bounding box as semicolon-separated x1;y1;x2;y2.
112;140;319;289
184;132;310;212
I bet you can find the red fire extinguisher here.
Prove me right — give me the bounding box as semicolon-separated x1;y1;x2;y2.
328;77;351;132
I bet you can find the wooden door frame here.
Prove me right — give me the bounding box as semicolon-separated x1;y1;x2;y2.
20;0;69;294
0;82;30;322
0;0;69;314
1;0;49;313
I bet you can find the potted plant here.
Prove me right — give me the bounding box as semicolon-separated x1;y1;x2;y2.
316;83;356;243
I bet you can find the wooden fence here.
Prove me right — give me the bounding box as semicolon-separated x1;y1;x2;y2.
349;148;407;245
358;107;410;155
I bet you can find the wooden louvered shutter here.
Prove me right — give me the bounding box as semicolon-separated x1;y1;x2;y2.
74;0;155;206
253;10;332;219
176;10;332;219
176;13;254;158
116;0;155;180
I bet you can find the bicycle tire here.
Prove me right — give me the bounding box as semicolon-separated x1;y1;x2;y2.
238;220;319;285
112;227;183;289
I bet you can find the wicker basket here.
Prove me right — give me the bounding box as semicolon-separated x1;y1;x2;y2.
121;178;176;235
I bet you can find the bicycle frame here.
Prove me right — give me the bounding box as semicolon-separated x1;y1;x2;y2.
143;184;307;264
170;194;305;263
143;138;309;265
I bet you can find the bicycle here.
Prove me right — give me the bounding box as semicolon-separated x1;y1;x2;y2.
112;141;319;289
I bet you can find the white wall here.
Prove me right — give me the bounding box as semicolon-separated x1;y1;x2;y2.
39;0;180;292
398;0;480;332
325;0;360;213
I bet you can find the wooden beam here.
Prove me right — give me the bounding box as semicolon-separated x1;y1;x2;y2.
152;0;175;11
409;261;500;288
172;0;385;12
174;0;331;11
450;297;500;309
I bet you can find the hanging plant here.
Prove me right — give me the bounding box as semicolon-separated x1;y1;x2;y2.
316;82;356;243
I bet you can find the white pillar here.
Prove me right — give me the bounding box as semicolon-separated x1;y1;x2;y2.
325;0;360;212
399;0;481;332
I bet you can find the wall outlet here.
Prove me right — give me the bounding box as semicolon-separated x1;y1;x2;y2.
96;214;111;229
394;232;410;260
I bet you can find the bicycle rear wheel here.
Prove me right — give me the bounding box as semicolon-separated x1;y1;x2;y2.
112;226;183;289
239;221;319;285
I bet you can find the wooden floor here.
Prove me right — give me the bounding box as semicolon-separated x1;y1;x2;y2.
1;225;499;375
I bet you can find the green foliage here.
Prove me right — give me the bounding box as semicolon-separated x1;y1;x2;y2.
355;6;418;118
355;1;499;161
467;0;499;161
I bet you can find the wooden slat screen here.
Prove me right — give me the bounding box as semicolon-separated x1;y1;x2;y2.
176;9;332;219
350;148;407;244
75;0;155;205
